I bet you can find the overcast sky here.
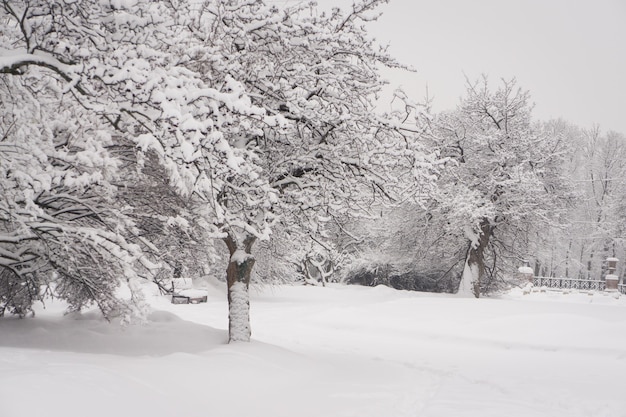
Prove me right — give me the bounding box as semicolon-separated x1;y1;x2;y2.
304;0;626;133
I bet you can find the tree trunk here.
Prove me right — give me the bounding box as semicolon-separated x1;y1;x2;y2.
534;259;541;277
565;240;572;278
458;219;492;298
224;233;256;343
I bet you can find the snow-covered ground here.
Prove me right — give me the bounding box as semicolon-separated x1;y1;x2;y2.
2;282;626;417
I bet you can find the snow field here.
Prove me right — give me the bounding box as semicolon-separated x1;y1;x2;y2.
1;283;626;417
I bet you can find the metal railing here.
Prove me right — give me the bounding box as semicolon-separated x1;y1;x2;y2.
527;257;624;294
534;276;606;292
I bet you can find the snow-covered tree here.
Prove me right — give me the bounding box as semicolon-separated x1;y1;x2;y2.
1;0;277;334
0;45;152;317
115;148;220;290
576;129;626;278
541;124;626;280
180;0;437;340
340;202;465;293
2;0;438;341
428;77;570;297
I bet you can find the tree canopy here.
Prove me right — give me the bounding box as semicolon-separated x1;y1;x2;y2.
0;0;437;341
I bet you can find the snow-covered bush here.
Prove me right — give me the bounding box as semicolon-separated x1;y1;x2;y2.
345;261;459;293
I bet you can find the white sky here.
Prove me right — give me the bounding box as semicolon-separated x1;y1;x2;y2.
291;0;626;133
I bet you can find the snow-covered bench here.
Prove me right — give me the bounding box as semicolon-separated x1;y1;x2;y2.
169;278;208;304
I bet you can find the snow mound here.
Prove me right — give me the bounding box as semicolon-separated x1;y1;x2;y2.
0;307;226;356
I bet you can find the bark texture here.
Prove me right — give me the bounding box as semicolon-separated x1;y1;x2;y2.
459;219;492;298
224;234;256;342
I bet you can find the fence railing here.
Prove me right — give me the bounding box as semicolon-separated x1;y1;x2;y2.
523;258;624;294
534;276;606;291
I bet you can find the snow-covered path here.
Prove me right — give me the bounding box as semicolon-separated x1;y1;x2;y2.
1;284;625;417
